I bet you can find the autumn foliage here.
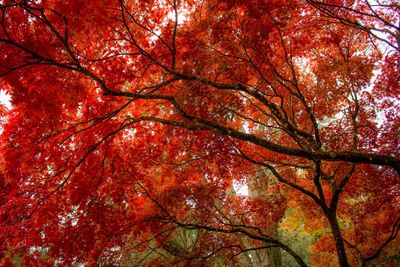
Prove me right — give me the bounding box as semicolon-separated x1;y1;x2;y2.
0;0;399;266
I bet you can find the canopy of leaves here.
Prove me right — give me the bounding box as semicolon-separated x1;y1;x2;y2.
0;0;399;266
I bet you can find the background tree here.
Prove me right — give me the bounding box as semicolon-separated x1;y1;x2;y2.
0;0;399;266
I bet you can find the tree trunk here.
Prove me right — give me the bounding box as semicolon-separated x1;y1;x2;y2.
327;211;350;267
244;169;283;267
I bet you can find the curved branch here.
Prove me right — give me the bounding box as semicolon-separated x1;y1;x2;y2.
362;217;400;263
125;116;400;174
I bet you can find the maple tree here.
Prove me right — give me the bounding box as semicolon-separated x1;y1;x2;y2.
0;0;399;266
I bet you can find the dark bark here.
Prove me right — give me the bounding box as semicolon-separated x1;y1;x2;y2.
326;211;350;267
